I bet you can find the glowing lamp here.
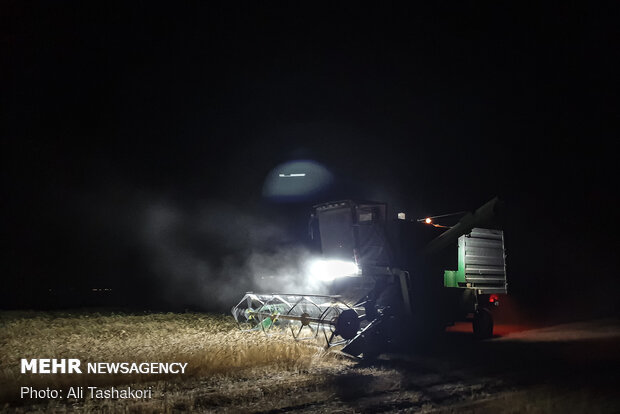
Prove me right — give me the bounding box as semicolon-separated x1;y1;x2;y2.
308;259;360;282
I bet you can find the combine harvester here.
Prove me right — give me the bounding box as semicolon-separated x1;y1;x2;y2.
232;198;507;358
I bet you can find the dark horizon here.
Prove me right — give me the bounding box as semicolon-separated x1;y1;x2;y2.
2;2;617;319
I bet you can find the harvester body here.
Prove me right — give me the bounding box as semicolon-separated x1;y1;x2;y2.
232;198;507;358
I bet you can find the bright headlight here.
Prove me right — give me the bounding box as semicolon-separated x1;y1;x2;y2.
308;259;360;282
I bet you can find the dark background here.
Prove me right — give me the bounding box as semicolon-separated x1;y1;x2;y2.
1;2;617;319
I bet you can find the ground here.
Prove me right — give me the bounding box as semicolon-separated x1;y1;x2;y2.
1;311;618;413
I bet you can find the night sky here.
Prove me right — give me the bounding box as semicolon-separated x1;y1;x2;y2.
2;2;617;314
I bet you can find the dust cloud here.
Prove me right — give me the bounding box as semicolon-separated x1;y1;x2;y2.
141;200;328;311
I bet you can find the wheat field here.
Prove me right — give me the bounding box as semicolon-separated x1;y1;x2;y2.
0;310;353;412
2;311;617;413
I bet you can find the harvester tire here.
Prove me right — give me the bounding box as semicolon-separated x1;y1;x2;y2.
473;308;493;340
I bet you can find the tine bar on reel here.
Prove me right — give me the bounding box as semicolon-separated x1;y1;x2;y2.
232;292;364;347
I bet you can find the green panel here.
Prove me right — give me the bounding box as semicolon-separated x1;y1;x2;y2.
456;238;466;284
444;270;457;287
261;317;273;329
443;239;466;287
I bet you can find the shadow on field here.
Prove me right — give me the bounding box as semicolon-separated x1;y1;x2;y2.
324;320;620;412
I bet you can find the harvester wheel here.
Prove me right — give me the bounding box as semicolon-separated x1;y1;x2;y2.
473;308;493;340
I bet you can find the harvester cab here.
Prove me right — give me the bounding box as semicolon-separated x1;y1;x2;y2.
311;200;392;268
308;200;403;305
232;198;507;358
